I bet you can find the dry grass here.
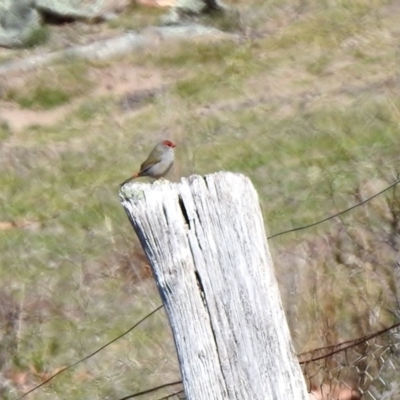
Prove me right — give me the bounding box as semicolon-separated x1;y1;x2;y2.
1;0;400;398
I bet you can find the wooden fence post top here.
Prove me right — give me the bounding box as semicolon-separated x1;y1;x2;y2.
120;172;308;400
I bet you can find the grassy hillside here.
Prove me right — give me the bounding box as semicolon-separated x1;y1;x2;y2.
0;0;400;398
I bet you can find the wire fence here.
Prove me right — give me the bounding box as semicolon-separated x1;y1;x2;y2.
15;178;400;400
300;322;400;400
131;321;400;400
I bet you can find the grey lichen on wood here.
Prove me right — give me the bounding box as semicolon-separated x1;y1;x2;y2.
120;172;308;400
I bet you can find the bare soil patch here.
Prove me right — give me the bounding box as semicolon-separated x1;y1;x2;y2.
0;63;166;131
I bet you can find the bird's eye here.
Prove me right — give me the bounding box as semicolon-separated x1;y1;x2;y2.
163;140;175;148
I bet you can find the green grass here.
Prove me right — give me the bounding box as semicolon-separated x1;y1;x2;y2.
3;62;93;110
201;8;244;32
306;54;333;75
144;40;245;67
16;86;70;109
1;0;400;397
24;26;50;48
0;120;11;140
107;2;165;31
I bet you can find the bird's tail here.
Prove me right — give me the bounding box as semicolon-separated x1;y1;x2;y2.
120;173;139;187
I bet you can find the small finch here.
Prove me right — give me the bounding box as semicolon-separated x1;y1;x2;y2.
120;140;176;186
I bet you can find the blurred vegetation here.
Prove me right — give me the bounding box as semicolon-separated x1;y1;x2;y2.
0;0;400;398
3;62;92;109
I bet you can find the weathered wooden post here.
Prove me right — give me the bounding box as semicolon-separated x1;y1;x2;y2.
119;172;308;400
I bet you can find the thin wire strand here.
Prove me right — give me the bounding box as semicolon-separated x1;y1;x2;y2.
16;305;164;400
299;320;400;364
267;178;400;239
117;380;183;400
157;389;185;400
